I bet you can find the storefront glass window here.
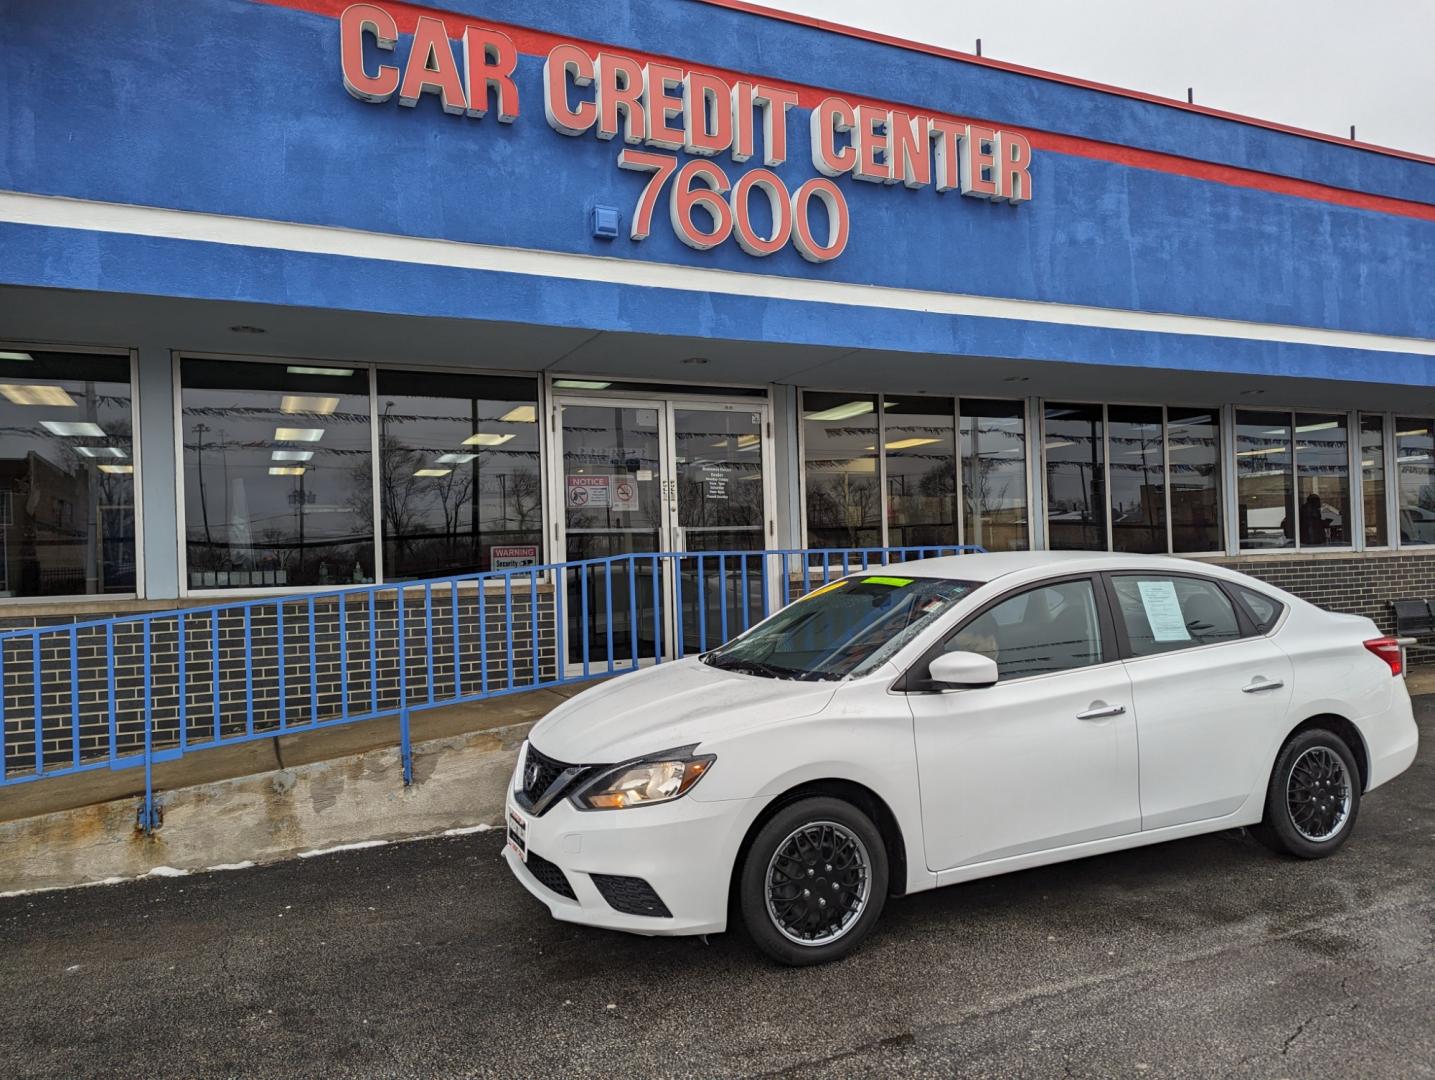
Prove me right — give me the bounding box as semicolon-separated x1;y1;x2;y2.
0;350;136;597
883;397;956;549
960;399;1028;551
1360;414;1387;547
1396;418;1435;546
376;370;542;579
803;392;881;549
1294;413;1350;547
1167;407;1223;552
181;359;374;588
1044;403;1106;550
1236;410;1294;550
1107;405;1165;553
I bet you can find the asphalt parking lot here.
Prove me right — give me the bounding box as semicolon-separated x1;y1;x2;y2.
2;703;1432;1079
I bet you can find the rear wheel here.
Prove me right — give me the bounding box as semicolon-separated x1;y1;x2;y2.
738;796;888;966
1253;728;1362;858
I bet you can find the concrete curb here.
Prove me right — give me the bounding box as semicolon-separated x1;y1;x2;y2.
0;720;533;894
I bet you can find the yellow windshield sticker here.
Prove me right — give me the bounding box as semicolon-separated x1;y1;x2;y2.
800;579;849;601
863;576;913;587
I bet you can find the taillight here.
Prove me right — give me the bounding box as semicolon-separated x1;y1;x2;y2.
1364;637;1404;677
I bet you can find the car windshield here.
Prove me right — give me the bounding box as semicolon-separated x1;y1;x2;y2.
703;575;978;681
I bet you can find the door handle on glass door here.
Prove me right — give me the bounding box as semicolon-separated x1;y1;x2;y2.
1241;679;1285;693
1076;704;1126;720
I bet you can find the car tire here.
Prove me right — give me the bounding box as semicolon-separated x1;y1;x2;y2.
738;796;888;966
1253;728;1362;859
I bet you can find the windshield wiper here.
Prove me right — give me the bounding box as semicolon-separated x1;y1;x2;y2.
704;655;832;681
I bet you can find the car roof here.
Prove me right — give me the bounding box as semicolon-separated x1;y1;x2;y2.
860;550;1242;586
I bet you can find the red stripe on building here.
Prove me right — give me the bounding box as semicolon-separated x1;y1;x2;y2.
253;0;1435;224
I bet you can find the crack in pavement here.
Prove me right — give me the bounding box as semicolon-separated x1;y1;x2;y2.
1280;974;1359;1057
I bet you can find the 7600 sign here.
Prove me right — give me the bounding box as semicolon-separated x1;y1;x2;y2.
618;150;850;263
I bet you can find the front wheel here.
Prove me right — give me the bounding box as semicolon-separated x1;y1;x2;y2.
1253;728;1362;858
738;796;888;966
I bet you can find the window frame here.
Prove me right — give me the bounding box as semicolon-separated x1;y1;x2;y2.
1098;570;1257;661
1039;399;1227;557
1233;406;1359;554
894;572;1121;692
797;388;1033;553
1392;414;1435;552
173;351;550;597
0;340;144;605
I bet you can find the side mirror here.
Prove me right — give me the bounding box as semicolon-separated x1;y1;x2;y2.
926;650;999;689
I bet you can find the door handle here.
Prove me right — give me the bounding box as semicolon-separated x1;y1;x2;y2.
1076;704;1126;721
1242;679;1285;693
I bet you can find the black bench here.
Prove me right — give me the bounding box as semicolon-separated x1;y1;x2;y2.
1391;599;1435;649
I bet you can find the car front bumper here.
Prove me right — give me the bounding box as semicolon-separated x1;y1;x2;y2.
502;788;756;937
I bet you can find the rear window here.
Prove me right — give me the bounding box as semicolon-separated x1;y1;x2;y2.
1235;586;1284;633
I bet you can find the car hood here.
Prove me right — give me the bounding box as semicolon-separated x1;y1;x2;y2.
527;658;840;763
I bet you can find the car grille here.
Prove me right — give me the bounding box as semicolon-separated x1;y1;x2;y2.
591;873;673;918
525;849;577;901
522;745;568;801
519;745;596;814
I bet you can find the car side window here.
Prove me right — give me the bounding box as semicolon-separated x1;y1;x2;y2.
1234;585;1284;633
1111;575;1242;657
945;579;1103;680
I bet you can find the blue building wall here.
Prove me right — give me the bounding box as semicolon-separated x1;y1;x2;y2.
1;0;1432;375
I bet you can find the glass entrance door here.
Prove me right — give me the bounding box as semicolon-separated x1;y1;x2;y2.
558;401;665;669
672;406;769;654
555;396;772;669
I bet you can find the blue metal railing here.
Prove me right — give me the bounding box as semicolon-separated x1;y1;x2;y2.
0;545;981;830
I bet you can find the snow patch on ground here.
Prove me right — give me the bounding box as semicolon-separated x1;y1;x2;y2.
207;861;257;872
1;875;129;899
296;839;390;859
145;866;190;878
440;823;495;837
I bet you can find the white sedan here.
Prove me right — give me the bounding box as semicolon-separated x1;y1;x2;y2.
503;552;1418;965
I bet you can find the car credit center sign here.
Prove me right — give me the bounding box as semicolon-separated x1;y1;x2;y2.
339;4;1034;263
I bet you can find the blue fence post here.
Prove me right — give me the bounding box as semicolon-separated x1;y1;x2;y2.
650;556;661;663
696;554;707;652
0;642;6;782
340;593;351;718
627;556;638;671
31;635;43;780
140;617;157;834
275;602;286;733
178;614;189;751
68;628;79;770
210;612;220;743
397;586;413;787
449;580;460;700
673;555;685;659
531;568;542;686
479;578;490;694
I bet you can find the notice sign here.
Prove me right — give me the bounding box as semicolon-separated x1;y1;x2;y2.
611;476;638;512
566;475;609;507
702;466;729;501
1137;580;1190;642
491;544;538;570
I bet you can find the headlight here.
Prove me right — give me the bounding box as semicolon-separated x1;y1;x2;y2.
574;750;715;810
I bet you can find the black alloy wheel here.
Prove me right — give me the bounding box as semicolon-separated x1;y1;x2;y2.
739;796;888;966
1254;728;1362;859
